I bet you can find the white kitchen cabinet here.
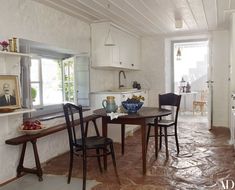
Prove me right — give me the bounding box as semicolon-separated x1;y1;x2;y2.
91;22;140;70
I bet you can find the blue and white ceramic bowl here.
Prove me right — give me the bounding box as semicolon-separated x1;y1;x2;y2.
121;101;143;113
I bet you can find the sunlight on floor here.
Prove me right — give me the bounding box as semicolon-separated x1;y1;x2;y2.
178;111;208;123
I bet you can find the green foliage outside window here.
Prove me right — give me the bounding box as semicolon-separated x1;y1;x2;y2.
63;59;75;102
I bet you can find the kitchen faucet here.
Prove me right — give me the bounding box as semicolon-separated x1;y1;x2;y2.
119;70;126;88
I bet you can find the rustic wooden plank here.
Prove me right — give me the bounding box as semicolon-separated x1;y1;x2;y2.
5;114;101;145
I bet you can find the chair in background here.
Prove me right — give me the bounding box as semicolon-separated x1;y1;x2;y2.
193;90;207;115
63;103;119;190
147;93;181;157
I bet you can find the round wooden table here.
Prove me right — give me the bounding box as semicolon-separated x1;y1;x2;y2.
93;107;171;175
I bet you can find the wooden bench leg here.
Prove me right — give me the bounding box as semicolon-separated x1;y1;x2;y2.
31;140;43;181
17;142;27;177
16;140;43;181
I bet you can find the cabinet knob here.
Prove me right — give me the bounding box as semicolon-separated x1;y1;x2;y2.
131;64;134;67
120;62;122;65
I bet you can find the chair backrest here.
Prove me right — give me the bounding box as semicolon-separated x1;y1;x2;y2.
63;103;85;149
159;93;181;122
200;90;207;102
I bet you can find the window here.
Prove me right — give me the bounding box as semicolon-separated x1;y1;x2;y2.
20;39;90;118
30;57;75;108
31;58;63;107
63;57;75;103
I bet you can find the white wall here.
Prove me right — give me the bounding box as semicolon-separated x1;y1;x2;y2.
228;13;235;145
0;0;90;53
0;0;91;183
127;36;166;106
211;30;229;127
90;69;116;92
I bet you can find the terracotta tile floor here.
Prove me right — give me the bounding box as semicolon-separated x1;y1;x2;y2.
43;118;235;190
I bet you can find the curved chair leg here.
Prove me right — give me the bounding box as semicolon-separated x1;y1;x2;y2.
103;147;107;171
175;126;180;154
146;125;151;148
67;151;73;184
96;149;103;173
82;149;87;190
92;119;100;136
110;143;120;185
154;124;158;158
159;127;162;150
164;127;169;157
84;122;89;137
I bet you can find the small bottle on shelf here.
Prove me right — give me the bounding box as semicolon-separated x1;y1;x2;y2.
12;37;18;52
8;39;13;52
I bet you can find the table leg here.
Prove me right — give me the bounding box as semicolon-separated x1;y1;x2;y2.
141;122;146;175
121;124;125;155
102;117;108;171
154;118;158;158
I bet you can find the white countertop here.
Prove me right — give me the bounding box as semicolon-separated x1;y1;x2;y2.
90;88;144;94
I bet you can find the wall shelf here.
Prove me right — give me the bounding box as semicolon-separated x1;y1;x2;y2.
0;51;31;57
0;108;35;117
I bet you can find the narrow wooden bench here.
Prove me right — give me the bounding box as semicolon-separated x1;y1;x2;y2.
5;114;101;181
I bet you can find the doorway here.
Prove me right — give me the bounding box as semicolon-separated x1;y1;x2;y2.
172;40;210;126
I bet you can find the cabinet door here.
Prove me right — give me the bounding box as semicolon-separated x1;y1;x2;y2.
130;36;140;70
110;26;121;67
91;23;112;67
118;29;131;68
119;30;140;70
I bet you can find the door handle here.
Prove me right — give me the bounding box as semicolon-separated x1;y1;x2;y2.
206;80;214;83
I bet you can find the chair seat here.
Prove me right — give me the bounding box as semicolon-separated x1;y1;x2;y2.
148;119;175;127
158;120;175;126
74;136;113;149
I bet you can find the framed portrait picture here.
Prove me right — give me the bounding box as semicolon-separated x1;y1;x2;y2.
0;75;21;109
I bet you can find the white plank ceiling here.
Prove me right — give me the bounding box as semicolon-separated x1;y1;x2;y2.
34;0;235;36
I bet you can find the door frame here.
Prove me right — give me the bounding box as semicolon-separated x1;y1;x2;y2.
169;37;212;129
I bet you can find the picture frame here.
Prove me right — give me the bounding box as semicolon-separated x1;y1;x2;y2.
0;75;21;109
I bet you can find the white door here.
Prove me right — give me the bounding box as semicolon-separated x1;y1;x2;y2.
206;39;213;129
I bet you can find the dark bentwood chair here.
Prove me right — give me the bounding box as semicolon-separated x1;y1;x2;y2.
63;103;119;190
147;93;181;157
